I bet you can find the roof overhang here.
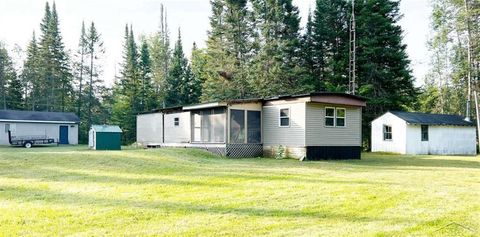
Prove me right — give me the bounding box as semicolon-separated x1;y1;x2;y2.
309;95;367;107
0;119;78;124
183;102;228;110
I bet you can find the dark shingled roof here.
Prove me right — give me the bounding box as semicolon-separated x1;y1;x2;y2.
390;111;474;126
0;110;80;123
266;92;367;102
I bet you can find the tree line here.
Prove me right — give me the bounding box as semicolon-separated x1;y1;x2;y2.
0;0;418;147
420;0;480;122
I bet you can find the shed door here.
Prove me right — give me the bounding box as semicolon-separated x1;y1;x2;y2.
59;126;69;144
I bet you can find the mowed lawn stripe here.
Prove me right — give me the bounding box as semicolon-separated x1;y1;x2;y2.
0;146;478;236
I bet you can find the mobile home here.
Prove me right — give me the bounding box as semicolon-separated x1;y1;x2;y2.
137;93;367;159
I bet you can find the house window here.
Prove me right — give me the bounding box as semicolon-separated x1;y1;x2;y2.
326;107;346;127
247;111;261;143
4;124;10;133
336;108;346;127
325;107;335;127
230;109;245;143
279;108;290;127
421;125;429;141
174;117;179;126
383;125;392;141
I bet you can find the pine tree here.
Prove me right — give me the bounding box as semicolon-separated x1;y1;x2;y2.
112;25;141;143
201;0;254;101
249;0;306;97
6;73;24;110
149;4;170;104
309;0;350;91
355;0;417;146
165;29;196;106
139;39;156;112
38;2;73;111
86;22;104;132
189;42;206;103
21;32;41;110
300;10;316;90
74;21;88;118
0;43;20;110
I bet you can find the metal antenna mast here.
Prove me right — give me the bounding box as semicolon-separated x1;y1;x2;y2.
348;0;357;95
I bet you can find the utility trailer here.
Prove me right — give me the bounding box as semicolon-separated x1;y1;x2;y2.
7;130;57;148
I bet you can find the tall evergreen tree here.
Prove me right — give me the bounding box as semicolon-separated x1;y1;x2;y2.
300;10;316;90
112;25;140;143
149;4;170;104
355;0;417;146
86;22;105;132
201;0;255;101
6;72;24;110
21;32;41;110
308;0;350;91
189;42;206;103
0;43;20;110
165;29;196;106
74;21;88;118
249;0;306;97
38;2;73;111
139;39;156;112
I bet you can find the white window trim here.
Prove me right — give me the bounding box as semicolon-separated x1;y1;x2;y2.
383;125;393;141
325;107;336;127
336;108;346;127
279;107;290;127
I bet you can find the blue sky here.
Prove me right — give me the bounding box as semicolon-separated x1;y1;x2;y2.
0;0;430;86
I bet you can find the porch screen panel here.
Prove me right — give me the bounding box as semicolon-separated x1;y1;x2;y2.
211;108;225;142
192;108;226;143
201;110;211;142
193;113;201;142
247;111;261;143
230;109;245;143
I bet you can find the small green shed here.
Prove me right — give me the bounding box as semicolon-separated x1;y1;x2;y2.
88;125;122;150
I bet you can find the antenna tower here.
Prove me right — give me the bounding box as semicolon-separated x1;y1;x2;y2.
348;0;357;95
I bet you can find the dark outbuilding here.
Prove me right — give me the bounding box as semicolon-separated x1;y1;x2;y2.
88;125;122;150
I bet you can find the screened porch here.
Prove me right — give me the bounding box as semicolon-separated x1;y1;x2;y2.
189;106;262;145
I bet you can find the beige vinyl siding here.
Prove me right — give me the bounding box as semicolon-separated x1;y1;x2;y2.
164;112;191;143
305;103;362;146
137;113;163;145
263;102;305;147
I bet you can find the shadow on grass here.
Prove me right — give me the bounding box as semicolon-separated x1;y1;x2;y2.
0;185;410;225
330;154;480;170
27;167;233;187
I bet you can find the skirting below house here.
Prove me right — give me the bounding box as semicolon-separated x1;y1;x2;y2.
226;144;263;158
306;146;361;160
143;142;263;158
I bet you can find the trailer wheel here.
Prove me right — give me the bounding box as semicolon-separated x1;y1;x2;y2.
24;142;32;148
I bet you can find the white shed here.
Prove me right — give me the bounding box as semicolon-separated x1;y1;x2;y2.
0;110;79;145
371;111;476;155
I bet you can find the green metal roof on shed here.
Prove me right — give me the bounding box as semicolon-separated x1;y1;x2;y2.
91;125;122;133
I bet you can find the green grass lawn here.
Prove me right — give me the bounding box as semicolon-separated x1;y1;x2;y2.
0;146;479;236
